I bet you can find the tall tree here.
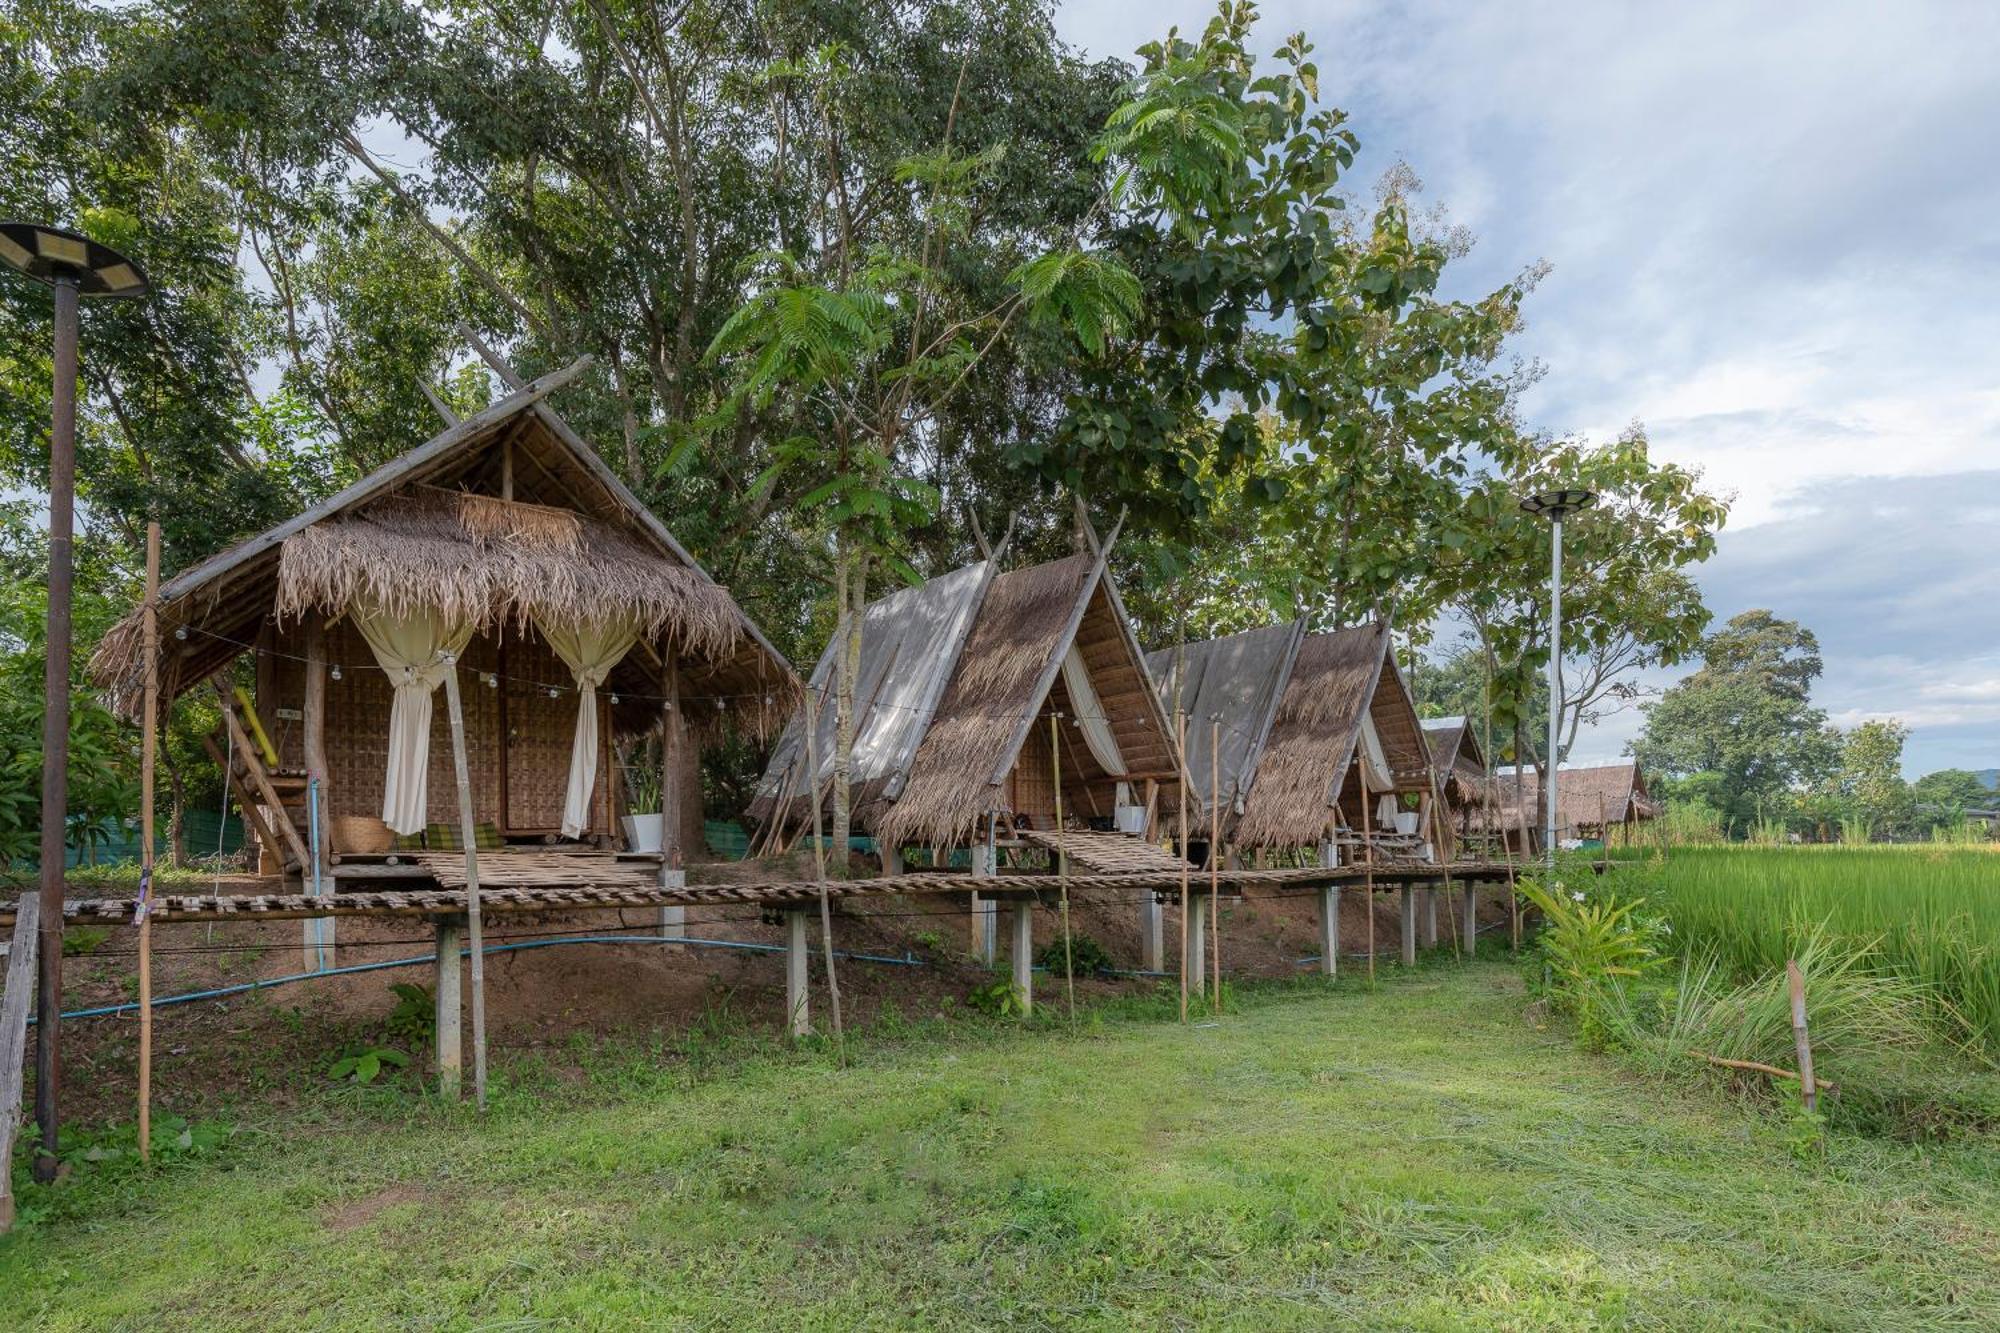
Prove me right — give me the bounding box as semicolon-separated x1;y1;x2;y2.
1634;610;1842;831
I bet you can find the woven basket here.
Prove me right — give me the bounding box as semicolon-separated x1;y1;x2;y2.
332;814;393;855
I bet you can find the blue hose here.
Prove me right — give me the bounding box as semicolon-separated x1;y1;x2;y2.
36;932;923;1023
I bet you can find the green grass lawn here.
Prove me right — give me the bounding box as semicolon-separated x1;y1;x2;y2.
4;961;1997;1330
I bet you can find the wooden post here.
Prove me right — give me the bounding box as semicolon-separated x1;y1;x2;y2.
434;916;462;1099
1187;891;1206;997
786;909;810;1037
1317;839;1339;977
1010;899;1034;1015
1176;709;1189;1023
439;660;487;1110
1139;781;1163;971
1461;881;1478;960
800;681;843;1041
1400;885;1417;966
658;658;687;940
1422;887;1439;950
1209;718;1221;1011
0;895;40;1232
1051;715;1077;1022
1787;959;1817;1113
303;614;334;970
138;522;159;1160
881;843;904;876
971;818;998;965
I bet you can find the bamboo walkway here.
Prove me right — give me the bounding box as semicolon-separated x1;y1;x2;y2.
3;861;1516;928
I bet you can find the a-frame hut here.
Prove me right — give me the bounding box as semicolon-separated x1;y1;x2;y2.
1149;620;1436;864
1422;717;1494;848
92;362;795;877
1484;761;1658;851
750;531;1184;873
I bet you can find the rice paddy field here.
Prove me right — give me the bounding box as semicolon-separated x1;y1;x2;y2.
1632;846;2000;1051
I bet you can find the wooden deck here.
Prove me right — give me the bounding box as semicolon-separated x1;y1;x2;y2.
5;860;1519;929
1016;828;1193;875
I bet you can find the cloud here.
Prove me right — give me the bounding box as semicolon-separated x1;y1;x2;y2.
1055;0;1999;773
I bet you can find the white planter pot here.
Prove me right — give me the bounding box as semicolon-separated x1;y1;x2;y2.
1393;811;1422;836
1114;804;1148;835
621;813;665;854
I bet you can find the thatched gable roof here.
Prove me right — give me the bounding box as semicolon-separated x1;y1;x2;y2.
1479;762;1658;835
754;542;1180;851
748;557;997;829
91;358;794;731
1230;621;1432;850
1422;717;1492;805
1146;621;1303;824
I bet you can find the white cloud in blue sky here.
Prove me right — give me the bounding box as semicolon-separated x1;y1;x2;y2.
1055;0;2000;774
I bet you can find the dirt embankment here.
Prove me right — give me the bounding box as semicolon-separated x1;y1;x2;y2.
33;855;1510;1126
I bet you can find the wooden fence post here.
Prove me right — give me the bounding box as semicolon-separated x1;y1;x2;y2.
1788;959;1817;1113
439;659;487;1111
0;895;41;1233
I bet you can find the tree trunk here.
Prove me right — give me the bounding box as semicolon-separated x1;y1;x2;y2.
828;536;857;867
674;729;705;855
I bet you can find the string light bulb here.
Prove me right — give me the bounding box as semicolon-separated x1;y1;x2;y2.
484;672;498;689
329;663;342;681
547;686;560;699
609;693;620;705
174;626;188;640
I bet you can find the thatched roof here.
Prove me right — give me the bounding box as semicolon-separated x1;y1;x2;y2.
1478;762;1658;836
748;557;997;829
90;359;794;731
1230;621;1432;850
1146;621;1303;825
1422;717;1493;806
754;539;1179;851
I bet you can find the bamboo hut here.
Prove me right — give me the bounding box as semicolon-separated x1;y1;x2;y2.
1148;620;1435;864
749;531;1183;871
91;362;795;876
1479;761;1659;852
1422;718;1496;843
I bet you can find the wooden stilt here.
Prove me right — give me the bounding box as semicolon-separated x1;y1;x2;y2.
1400;885;1417;966
1422;887;1439;950
800;682;842;1043
1209;718;1221;1012
138;522;159;1159
434;916;462;1098
1011;900;1034;1015
1317;839;1339;977
1176;709;1189;1023
1187;893;1207;997
658;659;687;940
1361;781;1376;984
439;660;487;1110
0;895;40;1233
1139;779;1163;971
972;818;997;964
786;910;810;1037
1461;881;1478;959
1052;716;1076;1023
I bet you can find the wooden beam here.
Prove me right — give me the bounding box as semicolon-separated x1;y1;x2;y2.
303;617;334;970
0;895;39;1232
199;733;285;864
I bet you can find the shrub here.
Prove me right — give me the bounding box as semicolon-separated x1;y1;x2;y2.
1035;932;1113;978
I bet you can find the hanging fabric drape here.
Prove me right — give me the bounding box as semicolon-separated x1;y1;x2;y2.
352;602;476;835
1355;711;1394;792
537;615;642;838
1059;644;1126;775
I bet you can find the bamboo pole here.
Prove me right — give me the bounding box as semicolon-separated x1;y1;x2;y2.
802;684;843;1045
1176;709;1189;1024
1209;717;1221;1013
1788;959;1817;1112
1360;774;1376;984
137;522;159;1159
438;658;486;1109
1052;715;1076;1026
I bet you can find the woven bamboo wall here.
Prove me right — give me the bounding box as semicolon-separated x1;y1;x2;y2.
265;619;610;838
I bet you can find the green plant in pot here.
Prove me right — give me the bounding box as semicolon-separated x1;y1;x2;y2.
620;745;665;853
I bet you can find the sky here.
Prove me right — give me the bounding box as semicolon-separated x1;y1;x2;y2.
1054;0;2000;777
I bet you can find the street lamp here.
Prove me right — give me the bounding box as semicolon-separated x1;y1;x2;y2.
0;222;149;1183
1518;488;1596;866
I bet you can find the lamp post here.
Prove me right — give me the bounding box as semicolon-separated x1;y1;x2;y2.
1518;488;1596;866
0;222;149;1182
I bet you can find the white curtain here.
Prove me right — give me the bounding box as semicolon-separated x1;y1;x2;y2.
537;615;642;838
1059;644;1126;775
352;603;476;836
1355;712;1394;793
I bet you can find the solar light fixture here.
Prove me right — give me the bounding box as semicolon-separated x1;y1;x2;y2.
1;221;150;1185
1518;487;1597;865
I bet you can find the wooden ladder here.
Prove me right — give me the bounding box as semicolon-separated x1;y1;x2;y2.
205;681;313;873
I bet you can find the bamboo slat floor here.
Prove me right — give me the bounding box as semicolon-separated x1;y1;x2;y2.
1017;828;1194;875
3;861;1520;928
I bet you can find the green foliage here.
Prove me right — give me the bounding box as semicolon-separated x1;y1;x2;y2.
966;978;1028;1018
1035;932;1113;977
328;1046;410;1086
61;926;112;957
1517;876;1662;1032
384;983;432;1047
